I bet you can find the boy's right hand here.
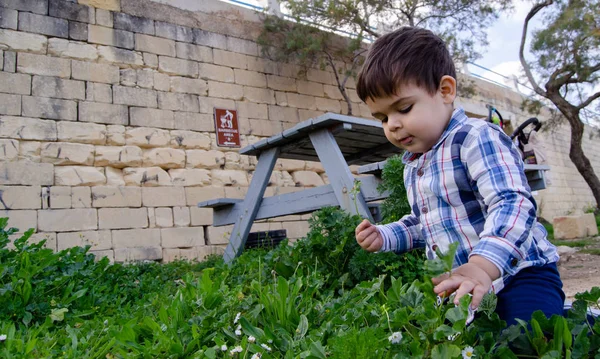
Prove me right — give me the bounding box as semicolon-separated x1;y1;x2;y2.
355;219;383;252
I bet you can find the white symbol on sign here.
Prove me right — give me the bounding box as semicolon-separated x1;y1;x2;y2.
219;110;234;129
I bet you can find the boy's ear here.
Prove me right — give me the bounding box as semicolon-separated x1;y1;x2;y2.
439;75;457;104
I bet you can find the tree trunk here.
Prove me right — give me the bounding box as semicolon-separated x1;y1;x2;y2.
560;106;600;210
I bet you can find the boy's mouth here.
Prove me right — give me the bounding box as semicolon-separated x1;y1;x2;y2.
399;136;413;145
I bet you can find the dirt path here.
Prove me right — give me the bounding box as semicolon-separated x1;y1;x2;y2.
557;236;600;300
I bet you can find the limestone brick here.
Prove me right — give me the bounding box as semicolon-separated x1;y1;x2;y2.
0;29;47;53
114;12;153;34
241;88;274;107
153;72;169;91
95;9;113;27
130;107;174;129
223;152;242;170
3;51;16;72
18;12;67;38
79;102;128;125
89;249;114;263
140;187;183;208
197;245;225;260
246;56;275;74
169;168;211;187
185;186;225;206
158;92;199;112
50;0;94;22
57;230;111;251
47;186;71;209
32;75;85;100
0;162;53;185
275;92;287;106
176;42;212;63
114;246;161;262
0;72;31;95
159;56;198;78
237;101;268;120
186;149;225;169
88;24;133;49
57;122;106;145
48;38;97;60
112;228;160;248
69;21;88;41
208;81;243;100
267;75;296;92
97;45;143;67
197;63;234;83
292;171;324;187
224;186;246;199
298;109;322;122
198;97;235;114
17;53;71;78
147;207;156;227
170;130;210;149
283;221;310;239
94;145;142;168
210;169;248;187
143;52;158;68
0;209;37;235
38;208;97;232
19;142;41;162
79;0;120;11
233;68;266;88
125;127;170;148
315;97;342;113
161;227;204;248
105;166;125;186
306;68;335;85
305;161;325;173
99;207;147;229
193;29;227;49
22;96;77;121
276;159;305;172
172;206;189;227
170;76;208;95
206;225;232;245
86;82;112;103
287;93;317;110
137;69;154;89
268;105;298;123
323;84;344;100
0;185;41;209
0;93;20;115
113;86;157;108
72;60;119;84
0;139;18;161
72;186;92;208
553;213;599;239
154;207;173;227
120;68;136;86
173;112;214;132
55;166;105;186
41;142;94;166
142;148;184;169
297;80;325;97
155;21;193;42
213;49;247;69
122;167;171;186
190;207;211;226
29;232;57;251
135;34;175;56
0;7;17;30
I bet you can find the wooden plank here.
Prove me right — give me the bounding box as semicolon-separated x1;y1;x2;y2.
198;198;243;208
310;127;373;221
223;147;280;263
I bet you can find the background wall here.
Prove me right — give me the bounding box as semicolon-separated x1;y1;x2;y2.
0;0;598;263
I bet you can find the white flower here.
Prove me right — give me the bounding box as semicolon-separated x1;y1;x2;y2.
267;339;273;344
436;296;444;307
251;353;262;359
234;312;241;324
221;345;228;351
462;346;475;358
248;335;256;343
230;346;243;355
103;320;108;326
235;329;242;336
447;332;461;341
0;334;6;341
388;331;403;344
261;343;271;351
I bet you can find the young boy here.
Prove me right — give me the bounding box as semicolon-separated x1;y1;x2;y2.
354;27;564;326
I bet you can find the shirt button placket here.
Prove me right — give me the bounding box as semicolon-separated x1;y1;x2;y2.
417;168;424;177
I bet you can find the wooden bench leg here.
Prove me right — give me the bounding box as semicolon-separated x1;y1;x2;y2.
309;128;374;221
223;147;280;263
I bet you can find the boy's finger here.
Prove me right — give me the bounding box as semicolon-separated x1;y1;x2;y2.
433;275;462;296
469;285;488;309
365;233;381;251
356;225;376;243
452;281;476;305
355;219;372;235
431;272;450;285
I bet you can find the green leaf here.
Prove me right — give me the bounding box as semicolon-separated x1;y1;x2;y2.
431;343;461;359
296;314;308;339
50;308;69;322
308;341;327;359
240;317;265;341
433;324;455;341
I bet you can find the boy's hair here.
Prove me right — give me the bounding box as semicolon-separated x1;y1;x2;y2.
356;27;456;102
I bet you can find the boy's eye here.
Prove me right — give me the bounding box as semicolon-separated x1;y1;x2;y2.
381;116;388;123
398;105;413;114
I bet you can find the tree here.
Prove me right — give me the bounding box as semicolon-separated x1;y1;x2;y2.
258;0;512;115
519;0;600;210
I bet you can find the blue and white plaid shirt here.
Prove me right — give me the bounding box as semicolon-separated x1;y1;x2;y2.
376;108;559;293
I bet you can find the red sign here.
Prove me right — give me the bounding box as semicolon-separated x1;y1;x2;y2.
214;108;241;148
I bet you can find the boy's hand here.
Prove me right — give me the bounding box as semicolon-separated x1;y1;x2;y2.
431;255;500;309
355;219;383;252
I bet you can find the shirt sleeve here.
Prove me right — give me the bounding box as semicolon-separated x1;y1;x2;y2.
461;124;538;276
375;213;425;254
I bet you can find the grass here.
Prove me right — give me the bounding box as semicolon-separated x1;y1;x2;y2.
550;238;598;248
580;248;600;256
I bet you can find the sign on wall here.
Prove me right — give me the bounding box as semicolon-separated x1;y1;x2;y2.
214;108;241;148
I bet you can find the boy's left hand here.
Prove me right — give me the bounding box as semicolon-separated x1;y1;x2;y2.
431;256;500;309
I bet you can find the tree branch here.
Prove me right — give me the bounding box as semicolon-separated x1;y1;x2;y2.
520;0;554;97
578;91;600;110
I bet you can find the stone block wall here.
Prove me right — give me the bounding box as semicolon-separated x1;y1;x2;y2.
0;0;598;263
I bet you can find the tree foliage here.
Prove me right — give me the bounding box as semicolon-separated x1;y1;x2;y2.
519;0;600;210
258;0;512;114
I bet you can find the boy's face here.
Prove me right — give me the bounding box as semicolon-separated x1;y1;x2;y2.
365;76;457;154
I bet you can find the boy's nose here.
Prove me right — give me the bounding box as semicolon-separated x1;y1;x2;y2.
386;114;403;131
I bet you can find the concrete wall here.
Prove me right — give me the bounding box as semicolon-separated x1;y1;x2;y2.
0;0;598;262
